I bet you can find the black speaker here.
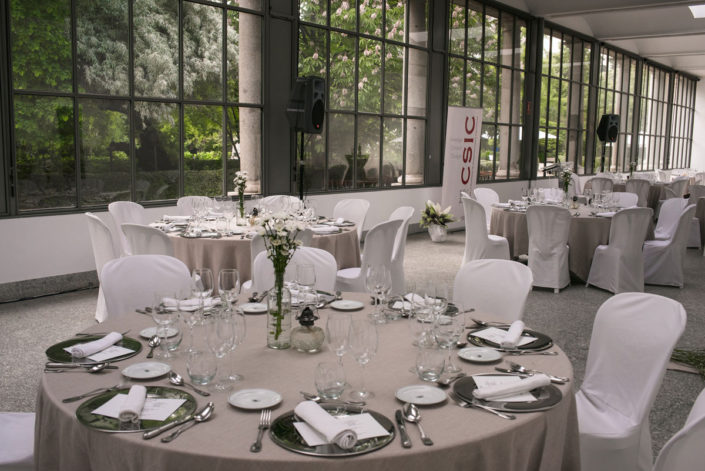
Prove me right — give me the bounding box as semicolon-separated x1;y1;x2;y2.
597;114;619;142
286;76;325;134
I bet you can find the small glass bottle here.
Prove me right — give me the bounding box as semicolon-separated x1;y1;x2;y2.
291;306;325;353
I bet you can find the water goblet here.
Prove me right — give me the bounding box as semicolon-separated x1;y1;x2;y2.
365;265;391;324
326;311;351;366
347;319;378;400
432;308;466;375
227;308;247;381
192;268;214;302
206;310;236;391
218;269;240;310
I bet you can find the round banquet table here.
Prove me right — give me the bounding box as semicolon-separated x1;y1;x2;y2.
168;226;361;283
582;181;664;211
490;204;654;281
35;292;580;471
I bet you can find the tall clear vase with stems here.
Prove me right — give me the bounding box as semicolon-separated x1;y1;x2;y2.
267;268;292;349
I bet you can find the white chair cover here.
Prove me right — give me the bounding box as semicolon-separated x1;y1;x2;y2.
388;206;414;295
241;232;266;294
588;177;614;195
611;192;639;208
85;213;120;323
694;172;705;185
335;219;402;293
654;198;688;240
121;223;174;257
101;255;193;320
461;197;510;265
0;412;34;470
568;172;582;198
657;169;672;183
625;179;651;207
665;178;688;199
687;184;705;205
652;387;705;471
177;196;213;216
252;247;338;293
526;205;571;292
108;201;147;255
333;199;370;240
260;195;302;213
452;259;533;323
576;292;686;471
644;204;696;288
472;187;499;229
686;187;705;248
586;207;653;294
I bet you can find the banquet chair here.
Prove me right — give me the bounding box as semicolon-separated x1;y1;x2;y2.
568;172;582;198
472;187;499;229
652;387;705;471
333;198;370;240
461;196;510;265
335;219;402;293
453;259;533;323
586;207;653;294
526;205;571;293
625;179;651;207
654;198;688;240
108;201;147;255
388;206;414;296
687;186;705;248
666;178;688;199
260;195;302;213
251;247;337;293
177;196;212;216
643;204;696;288
657;169;672;183
85;212;120;323
687;184;705;205
611;192;639;208
101;255;194;320
121;223;174;257
576;292;686;471
587;177;613;195
0;412;34;470
694;172;705;185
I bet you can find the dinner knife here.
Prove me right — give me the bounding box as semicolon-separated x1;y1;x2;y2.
143;415;193;440
395;410;412;448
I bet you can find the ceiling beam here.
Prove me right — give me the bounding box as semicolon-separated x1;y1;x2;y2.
601;30;705;41
644;51;705;58
537;0;702;18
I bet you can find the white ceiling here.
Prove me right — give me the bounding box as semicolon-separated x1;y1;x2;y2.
509;0;705;78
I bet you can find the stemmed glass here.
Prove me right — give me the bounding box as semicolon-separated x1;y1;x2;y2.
218;269;240;310
432;306;466;375
431;284;449;318
192;268;214;307
222;200;235;233
206;309;236;391
347;319;378;400
365;265;391;324
151;291;180;359
227;309;247;381
326;312;351;366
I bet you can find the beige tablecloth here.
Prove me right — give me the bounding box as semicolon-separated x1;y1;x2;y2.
35;293;579;471
491;205;653;281
169;228;361;283
583;181;663;211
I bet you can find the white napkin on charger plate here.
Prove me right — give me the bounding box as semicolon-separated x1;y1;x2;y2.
492;202;511;208
335;217;345;224
596;211;616;218
162;215;191;222
119;385;147;423
310;225;341;234
70;332;123;358
500;320;525;349
473;374;551;401
294;401;358;449
392;293;424;310
162;297;221;311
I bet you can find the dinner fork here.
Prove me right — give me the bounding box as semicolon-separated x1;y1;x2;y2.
448;391;516;420
250;409;271;453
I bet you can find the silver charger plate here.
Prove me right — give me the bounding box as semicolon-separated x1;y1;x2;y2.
453;373;562;413
269;404;395;457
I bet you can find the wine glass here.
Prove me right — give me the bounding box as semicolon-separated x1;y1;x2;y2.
206;310;236;391
432;306;466;375
151;291;181;359
228;308;247;381
218;269;240;310
192;268;214;304
222;200;235;233
326;312;351;366
431;284;449;318
347;319;378;400
365;265;391;324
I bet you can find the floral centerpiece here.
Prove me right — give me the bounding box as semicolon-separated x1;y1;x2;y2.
233;171;248;218
629;161;637;178
419;201;455;242
557;166;573;194
254;211;306;349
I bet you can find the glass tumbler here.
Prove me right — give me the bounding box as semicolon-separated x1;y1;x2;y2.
314;361;346;400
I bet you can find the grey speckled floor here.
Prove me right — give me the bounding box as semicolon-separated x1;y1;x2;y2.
1;230;704;456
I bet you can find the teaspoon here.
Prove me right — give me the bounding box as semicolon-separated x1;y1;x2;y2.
168;371;211;396
402;403;433;446
161;402;214;442
146;335;161;359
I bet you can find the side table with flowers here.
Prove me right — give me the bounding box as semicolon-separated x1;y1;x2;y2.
255;211;306;349
419;200;455;243
233;171;248;220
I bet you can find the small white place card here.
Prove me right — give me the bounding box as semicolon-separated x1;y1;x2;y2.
91;394;186;422
63;344;135;362
294;413;390;447
473;375;537;402
472;327;537;347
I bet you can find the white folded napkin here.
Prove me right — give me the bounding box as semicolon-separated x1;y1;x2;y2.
596;211;616;218
404;293;424;304
543;198;563;204
473;374;551;401
70;332;123;358
392;300;412;310
500;321;525;349
310;226;340;234
294;401;357;449
163;215;191;222
119;385;147;423
492;202;511;208
335;217;345;224
163;297;221;311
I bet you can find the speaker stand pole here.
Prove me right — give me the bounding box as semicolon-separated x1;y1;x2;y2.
600;141;606;173
298;131;305;201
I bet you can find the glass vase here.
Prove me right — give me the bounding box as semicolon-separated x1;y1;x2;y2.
267;279;292;350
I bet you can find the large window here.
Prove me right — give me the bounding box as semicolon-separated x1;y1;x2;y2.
9;0;262;213
636;64;670;171
594;47;638;173
448;1;527;182
669;73;696;170
297;0;429;192
539;27;591;176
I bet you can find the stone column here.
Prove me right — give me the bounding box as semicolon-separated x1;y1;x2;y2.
404;0;427;185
